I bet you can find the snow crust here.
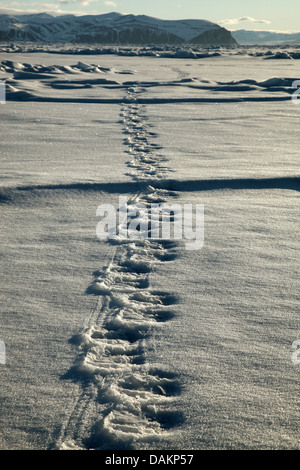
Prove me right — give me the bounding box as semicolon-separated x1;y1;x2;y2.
0;47;299;450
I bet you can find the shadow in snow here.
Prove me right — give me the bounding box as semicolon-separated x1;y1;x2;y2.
0;176;298;205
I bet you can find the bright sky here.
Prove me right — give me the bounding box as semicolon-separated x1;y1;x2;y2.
0;0;299;32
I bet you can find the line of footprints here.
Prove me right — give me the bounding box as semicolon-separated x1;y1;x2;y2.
58;85;184;450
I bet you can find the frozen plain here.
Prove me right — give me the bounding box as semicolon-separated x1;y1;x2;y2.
0;49;299;450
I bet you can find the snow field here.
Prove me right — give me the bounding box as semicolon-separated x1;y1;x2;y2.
0;50;299;450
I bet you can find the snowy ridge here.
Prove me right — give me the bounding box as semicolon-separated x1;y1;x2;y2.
2;43;300;60
0;12;236;45
55;85;183;450
1;59;298;105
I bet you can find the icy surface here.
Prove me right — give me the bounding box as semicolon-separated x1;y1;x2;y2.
0;48;299;450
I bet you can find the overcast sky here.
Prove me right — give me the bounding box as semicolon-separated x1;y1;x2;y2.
0;0;299;32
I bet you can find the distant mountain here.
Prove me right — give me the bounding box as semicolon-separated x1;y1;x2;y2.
0;12;237;46
232;29;300;45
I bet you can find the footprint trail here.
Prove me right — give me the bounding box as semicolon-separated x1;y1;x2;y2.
55;85;183;450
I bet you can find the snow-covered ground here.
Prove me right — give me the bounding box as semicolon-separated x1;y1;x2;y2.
0;49;299;450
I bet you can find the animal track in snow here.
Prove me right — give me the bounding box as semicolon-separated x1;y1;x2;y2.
55;84;183;451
